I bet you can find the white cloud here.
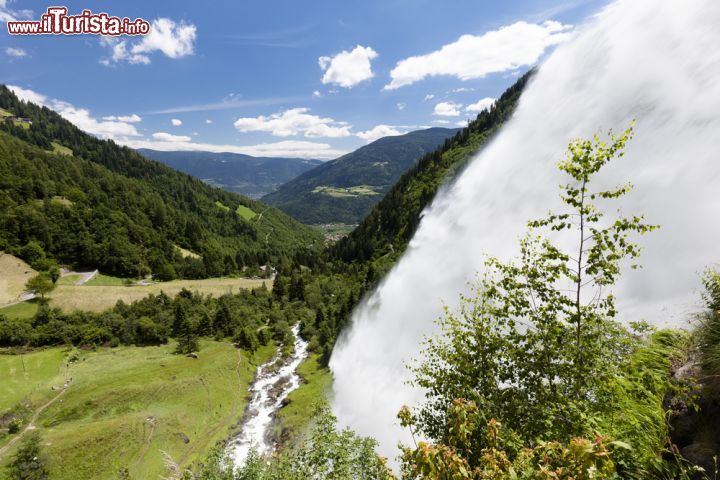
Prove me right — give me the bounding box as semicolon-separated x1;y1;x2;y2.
102;114;142;123
396;102;406;111
7;84;47;105
433;101;462;117
385;21;573;89
171;118;182;126
5;47;27;57
205;119;213;124
5;84;346;160
424;94;435;101
465;97;496;113
7;85;141;139
356;125;404;143
152;132;191;142
312;90;322;98
234;107;352;138
319;45;378;88
100;18;197;65
122;138;347;160
54;106;141;138
455;120;469;127
8;85;140;139
451;87;475;93
0;0;31;23
432;119;450;125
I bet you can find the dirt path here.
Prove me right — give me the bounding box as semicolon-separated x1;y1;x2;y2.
0;384;69;459
131;416;157;471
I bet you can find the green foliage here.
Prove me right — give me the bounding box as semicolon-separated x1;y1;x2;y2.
399;400;621;480
699;269;720;376
0;316;33;345
6;431;49;480
186;405;393;480
24;273;55;301
233;326;259;353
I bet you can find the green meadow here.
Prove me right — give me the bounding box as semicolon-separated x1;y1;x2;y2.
0;341;275;480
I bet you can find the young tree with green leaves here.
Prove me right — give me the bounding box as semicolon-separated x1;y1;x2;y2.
410;124;658;445
25;272;55;302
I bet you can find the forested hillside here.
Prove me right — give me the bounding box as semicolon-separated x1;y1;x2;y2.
138;149;323;199
331;72;531;265
0;86;322;279
262;128;458;224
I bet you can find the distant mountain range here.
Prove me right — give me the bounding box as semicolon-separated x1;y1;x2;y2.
137;149;323;199
261;127;459;224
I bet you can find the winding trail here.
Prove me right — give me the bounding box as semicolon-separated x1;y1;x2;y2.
0;383;70;459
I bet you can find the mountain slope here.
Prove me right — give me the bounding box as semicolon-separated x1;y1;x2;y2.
330;72;532;265
0;85;322;278
137;149;323;199
261;128;458;224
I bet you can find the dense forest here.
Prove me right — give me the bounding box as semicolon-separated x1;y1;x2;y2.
0;86;322;279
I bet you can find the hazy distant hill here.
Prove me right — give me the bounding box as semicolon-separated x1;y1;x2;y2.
137;149;323;199
262;128;458;224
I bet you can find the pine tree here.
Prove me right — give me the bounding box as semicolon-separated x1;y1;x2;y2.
7;432;49;480
174;315;199;355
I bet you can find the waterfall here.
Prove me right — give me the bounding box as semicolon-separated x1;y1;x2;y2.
330;0;720;462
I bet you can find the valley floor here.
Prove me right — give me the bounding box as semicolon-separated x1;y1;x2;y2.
0;341;275;479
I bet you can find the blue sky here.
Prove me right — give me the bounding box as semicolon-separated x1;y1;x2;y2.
1;0;608;159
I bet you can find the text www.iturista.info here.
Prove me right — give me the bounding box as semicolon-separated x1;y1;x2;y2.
7;7;150;36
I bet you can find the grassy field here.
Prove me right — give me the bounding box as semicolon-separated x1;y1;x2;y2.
312;185;380;198
215;200;231;212
0;341;276;480
84;274;127;287
0;300;39;320
56;274;82;286
175;245;202;260
0;253;36;306
0;348;67;416
313;223;357;242
274;354;332;446
1;277;272;318
236;204;257;220
47;277;272;313
50;141;73;156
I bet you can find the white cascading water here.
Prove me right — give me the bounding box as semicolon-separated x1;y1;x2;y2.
330;0;720;463
228;324;309;467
